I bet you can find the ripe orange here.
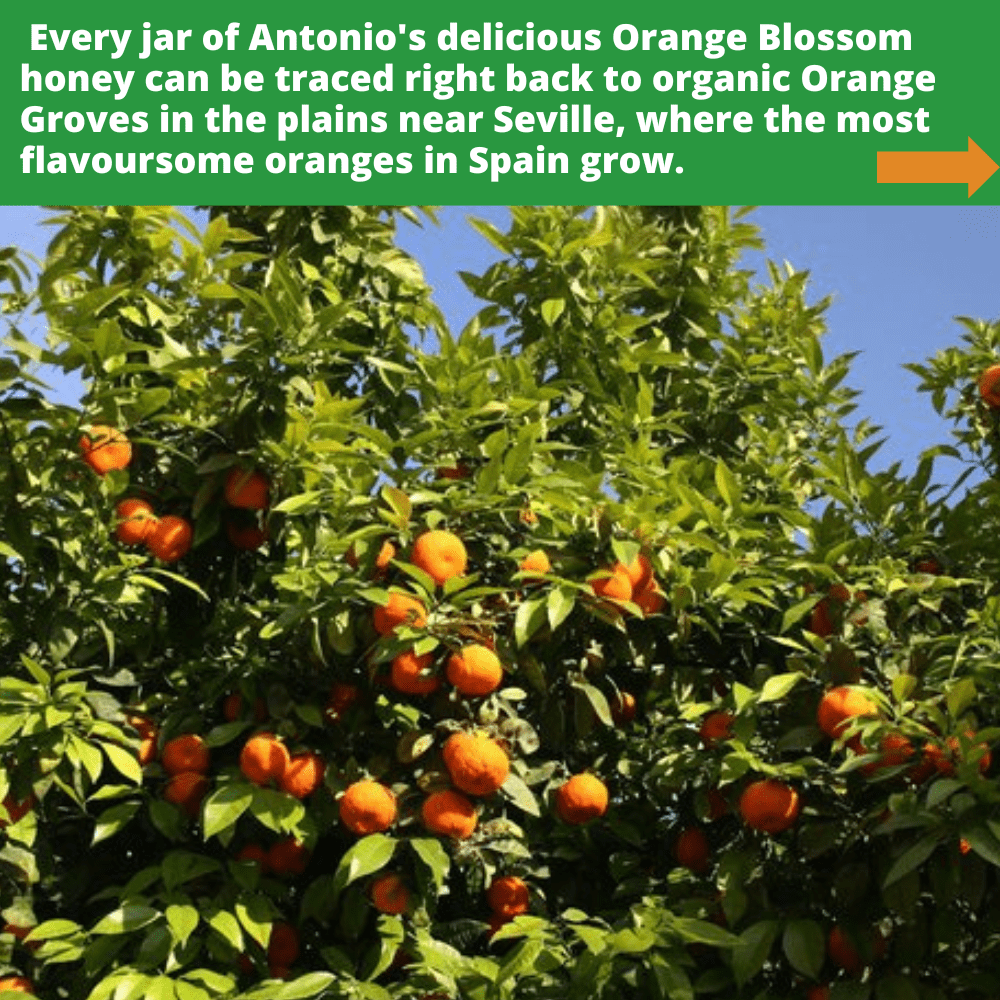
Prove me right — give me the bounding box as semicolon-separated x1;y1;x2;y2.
346;539;396;575
633;580;666;616
138;736;157;765
79;425;131;474
391;650;441;696
411;530;468;586
487;875;530;918
127;714;157;739
340;780;397;834
442;732;510;796
739;779;800;834
223;693;268;723
979;364;1000;408
115;498;158;546
373;593;428;636
447;645;503;697
520;550;551;575
555;773;609;825
828;926;862;975
960;836;972;855
240;733;290;787
267;838;310;876
161;734;209;776
0;977;35;994
699;711;734;745
610;692;637;725
807;988;830;1000
914;558;942;575
164;772;209;817
236;844;269;869
267;922;300;968
619;553;654;593
422;789;478;839
862;732;915;776
437;464;470;481
674;826;710;873
280;752;325;799
816;687;879;739
226;521;268;551
146;515;193;562
809;598;834;638
706;788;729;821
588;567;633;603
325;682;359;722
925;731;992;777
370;873;410;915
224;467;270;510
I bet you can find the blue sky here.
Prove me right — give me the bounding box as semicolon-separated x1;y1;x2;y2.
2;204;998;480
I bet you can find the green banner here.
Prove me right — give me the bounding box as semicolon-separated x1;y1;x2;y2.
5;0;999;202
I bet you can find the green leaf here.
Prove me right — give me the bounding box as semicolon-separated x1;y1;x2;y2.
962;825;1000;868
546;587;575;632
782;919;825;979
946;678;977;719
883;834;941;888
759;673;803;703
501;773;540;816
236;895;273;949
91;905;161;935
732;919;780;986
202;784;253;840
514;597;547;647
410;837;451;892
165;905;199;948
540;298;565;326
207;911;243;951
101;742;143;785
332;834;396;896
714;459;740;510
92;802;141;845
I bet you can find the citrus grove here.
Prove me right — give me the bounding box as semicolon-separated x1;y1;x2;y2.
0;205;1000;1000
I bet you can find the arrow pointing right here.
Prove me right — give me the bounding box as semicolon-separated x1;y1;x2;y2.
876;137;999;198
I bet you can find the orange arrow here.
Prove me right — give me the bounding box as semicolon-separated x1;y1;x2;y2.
877;137;998;198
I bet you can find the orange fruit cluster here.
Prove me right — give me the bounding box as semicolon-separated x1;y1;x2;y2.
588;552;664;616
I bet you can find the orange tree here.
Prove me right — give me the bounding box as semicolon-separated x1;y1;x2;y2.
1;204;999;1000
